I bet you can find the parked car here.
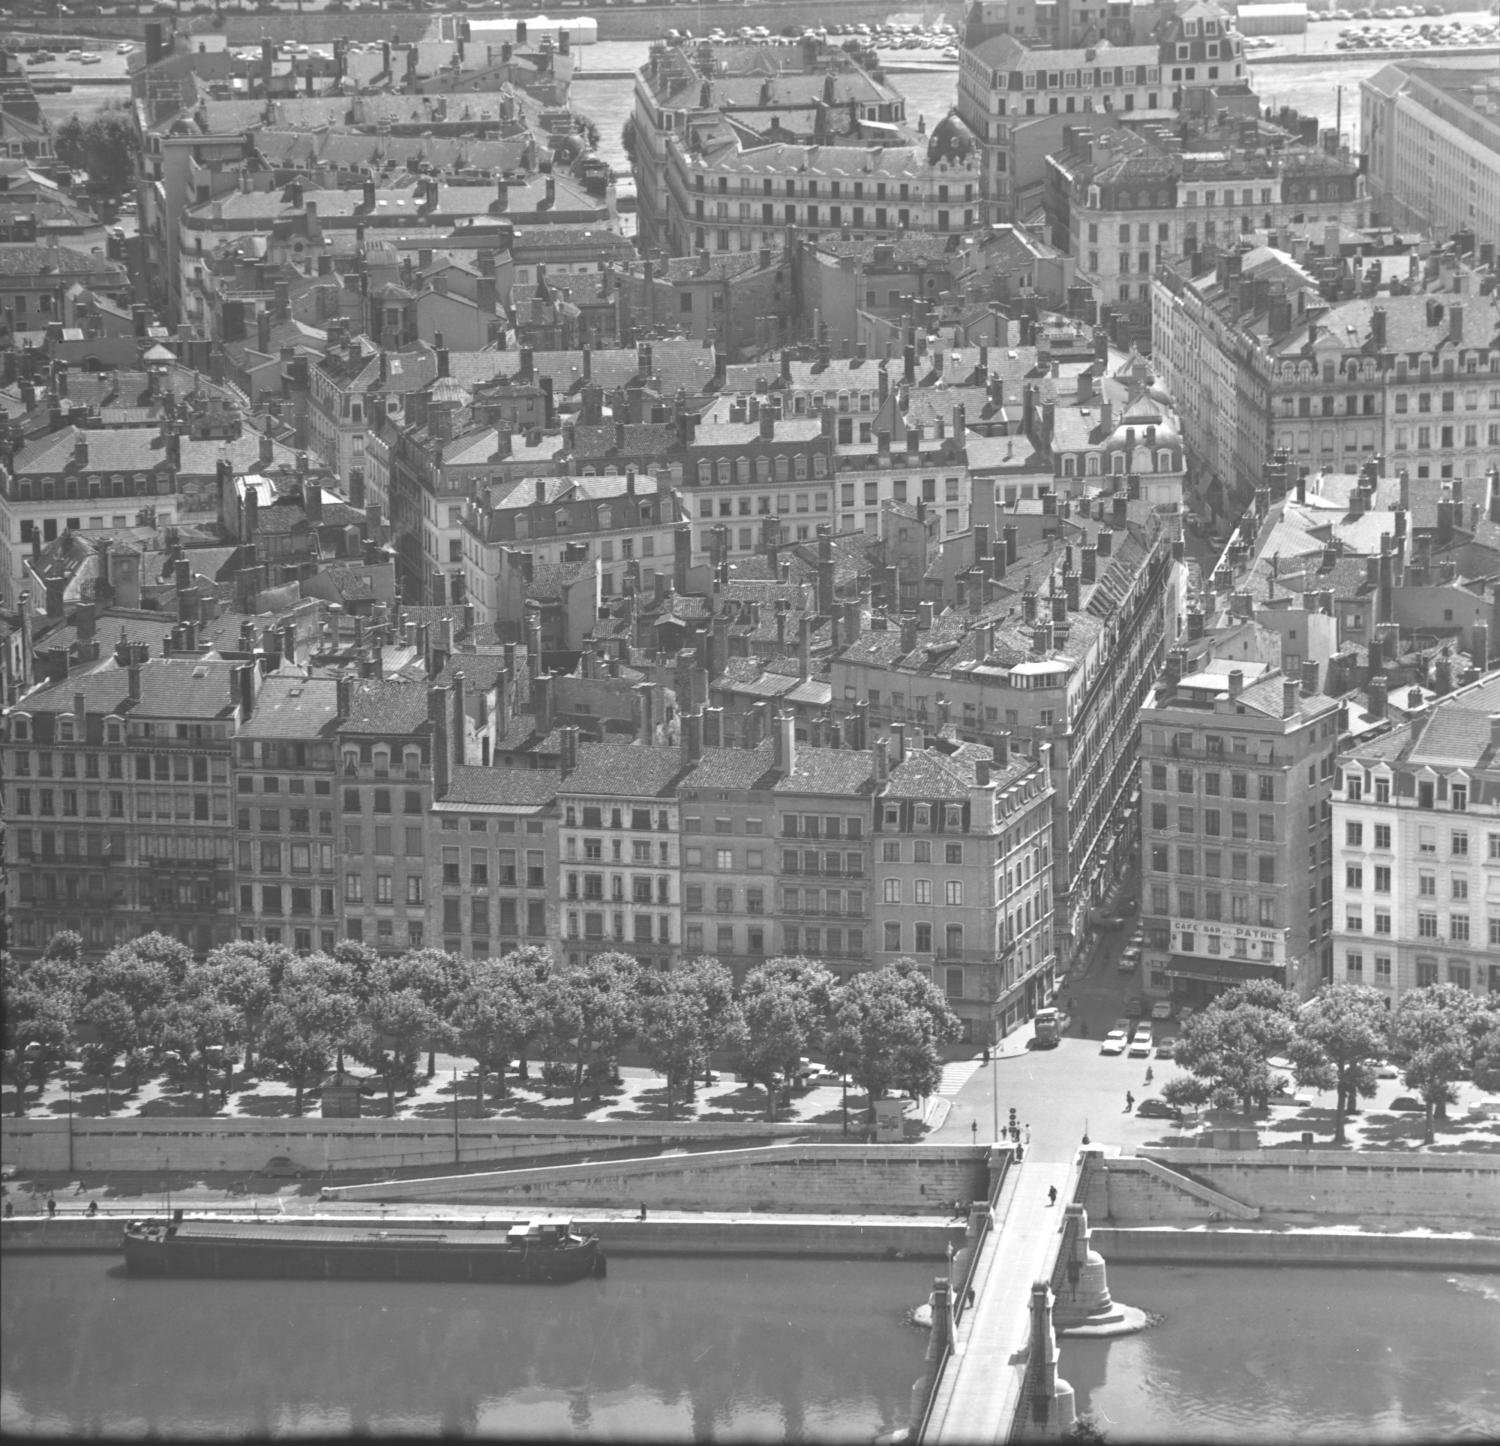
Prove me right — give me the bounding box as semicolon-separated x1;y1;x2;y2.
1118;947;1141;973
1125;997;1144;1018
1151;1000;1174;1020
1100;1027;1129;1056
1155;1036;1177;1059
1128;1024;1154;1057
257;1156;308;1178
1374;1058;1401;1079
1135;1097;1182;1120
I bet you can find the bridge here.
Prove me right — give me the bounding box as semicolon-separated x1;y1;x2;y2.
913;1147;1142;1443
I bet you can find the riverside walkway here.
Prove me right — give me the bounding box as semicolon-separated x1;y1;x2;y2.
920;1159;1076;1444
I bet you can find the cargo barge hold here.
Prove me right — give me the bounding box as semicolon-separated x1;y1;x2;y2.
122;1217;604;1284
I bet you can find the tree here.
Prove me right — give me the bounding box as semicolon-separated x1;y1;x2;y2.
1288;983;1390;1144
730;957;835;1121
74;935;186;1112
52;108;138;194
157;987;241;1116
620;114;639;173
196;941;291;1075
258;955;360;1117
1471;994;1500;1093
1169;981;1300;1115
1390;983;1478;1144
385;948;466;1076
351;984;441;1117
826;959;961;1120
534;951;641;1107
639;955;740;1108
448;953;539;1113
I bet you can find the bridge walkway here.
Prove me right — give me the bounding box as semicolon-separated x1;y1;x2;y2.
920;1160;1075;1444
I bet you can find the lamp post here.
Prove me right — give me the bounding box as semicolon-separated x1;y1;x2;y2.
452;1059;461;1166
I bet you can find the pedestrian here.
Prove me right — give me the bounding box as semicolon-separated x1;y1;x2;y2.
1024;1125;1032;1148
1145;1066;1154;1085
1068;996;1076;1013
86;1200;99;1217
637;1203;647;1222
1047;1186;1058;1207
45;1193;57;1217
1125;1091;1135;1113
965;1287;976;1308
3;1200;13;1218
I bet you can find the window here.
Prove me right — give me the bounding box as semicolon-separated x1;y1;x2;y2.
945;880;962;906
883;879;901;903
1346;865;1363;890
915;880;933;905
1345;822;1363;847
1451;831;1469;857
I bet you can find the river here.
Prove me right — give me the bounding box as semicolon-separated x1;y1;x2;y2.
4;1254;1498;1439
1068;1264;1500;1443
0;1252;935;1440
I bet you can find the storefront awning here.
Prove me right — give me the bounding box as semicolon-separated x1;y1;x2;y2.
1162;955;1286;986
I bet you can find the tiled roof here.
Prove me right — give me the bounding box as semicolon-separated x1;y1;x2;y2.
771;744;877;795
885;747;972;800
20;656;238;721
339;678;431;736
561;742;687;798
681;741;778;791
1405;674;1500;768
441;764;558;806
239;674;341;738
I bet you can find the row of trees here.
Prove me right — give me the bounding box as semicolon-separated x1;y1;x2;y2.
2;933;960;1123
1163;979;1500;1144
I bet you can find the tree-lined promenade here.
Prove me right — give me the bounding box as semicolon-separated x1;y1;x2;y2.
2;934;960;1124
1164;979;1500;1145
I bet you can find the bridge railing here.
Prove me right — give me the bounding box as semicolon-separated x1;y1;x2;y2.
913;1145;1014;1444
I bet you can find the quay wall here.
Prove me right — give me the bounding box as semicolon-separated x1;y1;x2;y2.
327;1143;990;1214
1091;1226;1500;1270
1;1213;959;1259
1135;1149;1500;1224
0;1115;837;1176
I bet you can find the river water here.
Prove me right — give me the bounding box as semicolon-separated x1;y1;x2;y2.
1068;1265;1500;1443
4;1254;1497;1439
0;1252;935;1440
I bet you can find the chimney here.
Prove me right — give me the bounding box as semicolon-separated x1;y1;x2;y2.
532;672;554;735
127;663;142;702
559;725;580;779
450;670;467;768
773;709;796;775
969;767;997;833
1367;674;1387;720
1227;668;1244;697
683;709;704;765
1282;679;1300;718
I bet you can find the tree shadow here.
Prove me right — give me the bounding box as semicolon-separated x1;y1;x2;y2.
233;1090;307;1118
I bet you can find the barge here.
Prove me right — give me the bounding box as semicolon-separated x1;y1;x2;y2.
122;1217;604;1284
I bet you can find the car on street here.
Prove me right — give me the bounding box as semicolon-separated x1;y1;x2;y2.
1128;1024;1154;1057
1155;1036;1177;1059
117;41;134;53
1151;1000;1174;1020
1118;947;1141;972
1100;1026;1129;1056
1135;1097;1182;1120
1373;1058;1400;1079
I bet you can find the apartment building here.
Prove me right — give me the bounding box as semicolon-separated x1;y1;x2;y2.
233;672;342;953
831;491;1174;967
1332;670;1500;1003
632;40;976;259
1139;652;1341;1007
874;730;1057;1041
1154;247;1500;515
430;764;557;960
557;726;684;970
3;650;243;957
0;423;301;609
462;472;691;634
336;678;450;954
1362;59;1500;251
1046;120;1364;339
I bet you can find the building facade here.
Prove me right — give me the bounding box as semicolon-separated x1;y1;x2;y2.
1332;670;1500;1004
1139;653;1340;1007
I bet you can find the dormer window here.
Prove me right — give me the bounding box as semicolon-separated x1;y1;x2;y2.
914;804;931;829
